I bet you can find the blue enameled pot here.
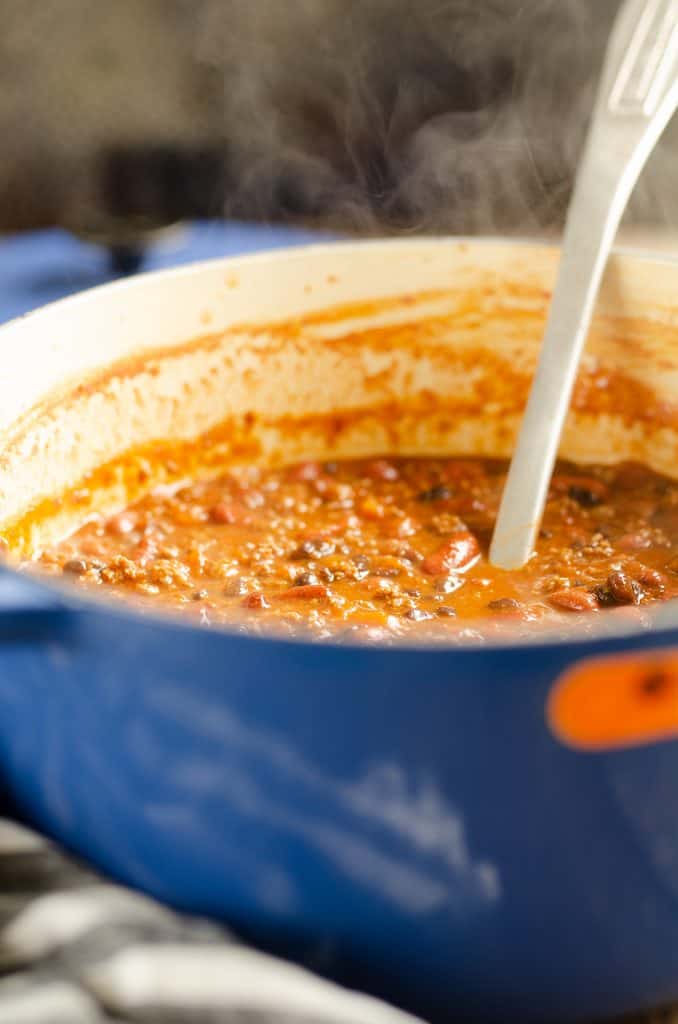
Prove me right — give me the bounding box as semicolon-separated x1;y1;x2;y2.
1;239;678;1022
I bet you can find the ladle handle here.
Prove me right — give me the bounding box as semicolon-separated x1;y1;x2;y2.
490;0;678;570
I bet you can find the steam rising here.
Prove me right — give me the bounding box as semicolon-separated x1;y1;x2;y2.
202;0;583;233
203;0;678;236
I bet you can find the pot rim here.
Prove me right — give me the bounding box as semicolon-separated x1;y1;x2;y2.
2;233;677;342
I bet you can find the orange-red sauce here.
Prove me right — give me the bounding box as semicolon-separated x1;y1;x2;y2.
32;456;678;641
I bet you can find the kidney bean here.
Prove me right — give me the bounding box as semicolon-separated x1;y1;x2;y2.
242;593;270;610
280;584;329;600
63;558;88;575
606;570;643;605
548;588;599;612
422;531;479;575
209;502;249;525
636;566;667;592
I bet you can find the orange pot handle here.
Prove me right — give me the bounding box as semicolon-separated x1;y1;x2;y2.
547;647;678;752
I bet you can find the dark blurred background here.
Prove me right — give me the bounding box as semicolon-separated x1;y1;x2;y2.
1;0;676;266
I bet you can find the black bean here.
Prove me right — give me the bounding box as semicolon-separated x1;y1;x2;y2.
294;571;319;586
637;567;666;592
290;538;335;560
63;558;88;575
404;608;433;621
568;485;601;507
639;670;669;696
593;584;616;607
417;486;452;503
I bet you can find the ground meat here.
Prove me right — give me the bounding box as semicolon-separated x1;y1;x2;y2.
32;456;678;641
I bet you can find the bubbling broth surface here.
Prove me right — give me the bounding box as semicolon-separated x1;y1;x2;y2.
34;456;678;641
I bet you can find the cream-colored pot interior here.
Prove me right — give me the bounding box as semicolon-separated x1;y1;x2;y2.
1;239;678;555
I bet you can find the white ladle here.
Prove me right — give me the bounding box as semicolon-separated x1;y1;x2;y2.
490;0;678;569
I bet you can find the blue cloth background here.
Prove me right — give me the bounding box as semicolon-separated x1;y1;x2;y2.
0;221;337;324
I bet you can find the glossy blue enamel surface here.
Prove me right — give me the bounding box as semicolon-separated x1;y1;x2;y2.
2;570;678;1022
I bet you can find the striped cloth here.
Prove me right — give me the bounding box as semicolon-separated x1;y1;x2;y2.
1;818;673;1024
0;819;425;1024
